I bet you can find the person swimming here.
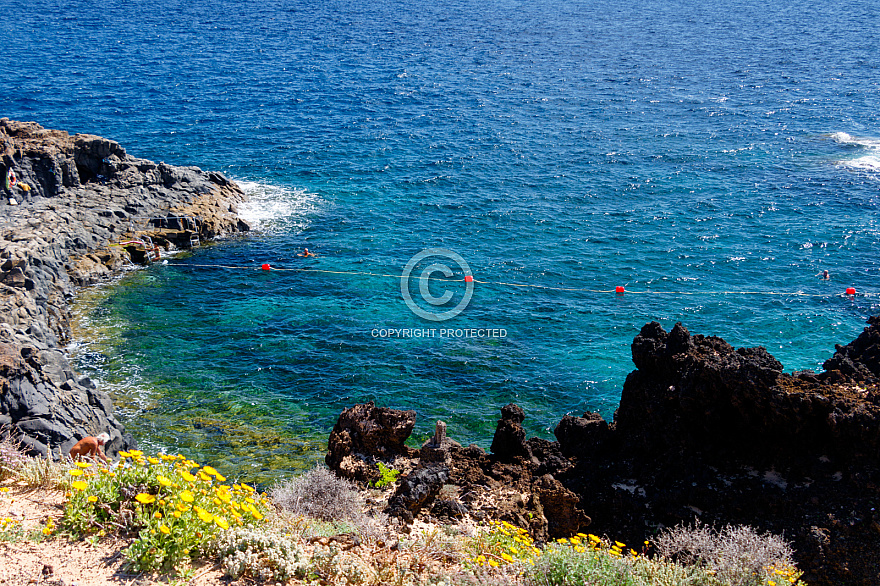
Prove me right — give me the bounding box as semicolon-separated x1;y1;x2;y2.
298;248;316;258
819;270;830;280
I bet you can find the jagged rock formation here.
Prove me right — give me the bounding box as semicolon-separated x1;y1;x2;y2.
327;317;880;586
0;119;248;459
325;401;417;484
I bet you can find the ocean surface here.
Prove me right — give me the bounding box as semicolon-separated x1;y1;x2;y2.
3;0;879;484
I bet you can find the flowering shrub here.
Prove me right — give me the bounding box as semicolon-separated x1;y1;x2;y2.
469;520;542;569
60;450;272;571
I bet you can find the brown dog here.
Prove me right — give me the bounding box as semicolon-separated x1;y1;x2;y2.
69;432;110;463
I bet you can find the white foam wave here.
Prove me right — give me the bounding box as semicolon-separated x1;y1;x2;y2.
831;132;880;178
831;132;880;150
843;155;880;172
234;180;323;233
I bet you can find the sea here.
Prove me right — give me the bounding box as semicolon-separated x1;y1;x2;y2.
2;0;879;484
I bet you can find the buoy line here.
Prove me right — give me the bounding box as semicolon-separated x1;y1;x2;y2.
163;262;871;299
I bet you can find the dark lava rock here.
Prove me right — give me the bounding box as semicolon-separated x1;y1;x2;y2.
386;465;449;523
823;315;880;382
326;401;417;483
490;403;531;462
554;412;610;460
0;119;249;458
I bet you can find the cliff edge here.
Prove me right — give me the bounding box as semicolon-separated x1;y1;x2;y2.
0;119;249;459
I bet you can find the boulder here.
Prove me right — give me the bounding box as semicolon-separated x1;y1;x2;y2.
386;464;450;523
326;402;416;483
490;403;531;462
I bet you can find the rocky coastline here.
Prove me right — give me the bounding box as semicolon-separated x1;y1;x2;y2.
326;318;880;586
4;119;879;586
0;119;249;460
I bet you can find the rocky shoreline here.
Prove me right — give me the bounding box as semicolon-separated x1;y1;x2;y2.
0;119;249;459
326;318;880;586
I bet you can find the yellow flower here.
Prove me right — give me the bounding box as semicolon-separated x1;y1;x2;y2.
68;469;83;477
501;553;514;563
147;457;160;465
119;451;131;458
179;490;195;503
159;524;171;535
214;472;226;482
129;449;143;456
180;470;197;483
615;541;626;548
177;503;189;512
135;493;156;504
556;537;569;544
195;507;213;523
245;497;256;504
202;465;218;476
250;510;263;520
173;511;181;519
74;461;92;469
241;483;255;492
71;480;88;491
198;470;211;482
153;512;163;519
87;496;98;503
157;475;172;486
214;515;229;530
488;559;499;568
0;487;9;493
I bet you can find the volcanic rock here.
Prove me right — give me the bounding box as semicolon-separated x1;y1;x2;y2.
0;119;249;458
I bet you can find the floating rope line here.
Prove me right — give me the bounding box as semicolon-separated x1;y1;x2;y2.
165;262;869;298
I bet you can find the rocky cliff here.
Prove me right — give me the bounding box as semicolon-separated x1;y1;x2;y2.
0;119;248;459
327;317;880;586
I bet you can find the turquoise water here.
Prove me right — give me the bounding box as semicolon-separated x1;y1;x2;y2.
4;0;880;483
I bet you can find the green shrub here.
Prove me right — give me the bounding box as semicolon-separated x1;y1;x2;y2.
373;461;400;489
59;450;272;572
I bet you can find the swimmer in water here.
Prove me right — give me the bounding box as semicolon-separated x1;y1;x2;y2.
818;270;830;280
298;248;316;258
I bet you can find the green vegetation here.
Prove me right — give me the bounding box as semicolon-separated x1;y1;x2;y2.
372;461;400;489
0;433;807;585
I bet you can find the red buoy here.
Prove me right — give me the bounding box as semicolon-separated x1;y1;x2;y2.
464;275;474;283
261;263;271;271
616;286;625;293
846;287;856;295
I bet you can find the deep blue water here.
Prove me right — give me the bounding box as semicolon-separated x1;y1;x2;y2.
3;0;879;482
